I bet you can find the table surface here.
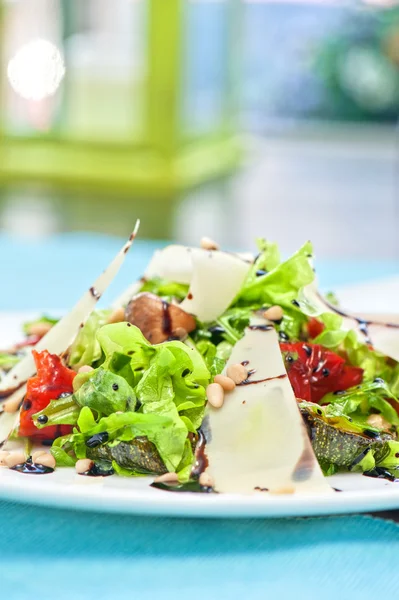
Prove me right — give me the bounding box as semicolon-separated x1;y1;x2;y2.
1;232;399;600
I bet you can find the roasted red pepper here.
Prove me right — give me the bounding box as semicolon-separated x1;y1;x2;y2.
19;350;76;440
307;317;325;339
281;342;363;403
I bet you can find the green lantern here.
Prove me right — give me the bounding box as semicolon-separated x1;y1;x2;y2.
0;0;241;196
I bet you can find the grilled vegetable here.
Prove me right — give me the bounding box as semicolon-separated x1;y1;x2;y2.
300;404;394;468
87;437;167;475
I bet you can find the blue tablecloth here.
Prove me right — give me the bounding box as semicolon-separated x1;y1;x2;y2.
1;232;399;600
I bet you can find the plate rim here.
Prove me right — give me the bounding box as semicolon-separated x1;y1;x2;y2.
1;469;399;518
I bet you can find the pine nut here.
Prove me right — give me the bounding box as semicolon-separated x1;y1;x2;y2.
5;451;26;468
199;472;214;487
367;414;390;430
200;237;219;251
226;363;248;384
154;472;178;484
173;327;188;341
214;374;236;392
78;365;94;374
75;458;94;474
3;400;18;413
206;383;224;408
107;307;125;324
32;450;47;462
27;322;53;337
263;305;283;322
35;454;56;469
0;451;10;466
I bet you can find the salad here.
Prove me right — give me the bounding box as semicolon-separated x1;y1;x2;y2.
1;224;399;494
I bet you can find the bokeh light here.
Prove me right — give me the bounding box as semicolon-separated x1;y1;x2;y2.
7;38;65;101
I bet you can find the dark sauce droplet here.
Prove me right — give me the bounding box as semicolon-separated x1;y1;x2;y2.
112;383;119;391
209;325;225;335
350;447;371;469
37;415;48;425
182;368;190;377
89;286;101;300
254;486;269;492
187;292;193;300
363;429;380;439
11;460;54;475
249;324;274;332
333;390;345;396
302;344;312;357
238;373;287;386
322;368;330;377
291;299;300;308
85;431;109;448
161;301;172;336
256;269;267;277
151;481;215;494
241;360;249;366
80;463;114;477
22;400;32;411
357;320;371;344
364;467;398;482
279;331;289;342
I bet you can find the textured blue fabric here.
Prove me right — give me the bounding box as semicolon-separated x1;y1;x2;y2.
1;232;399;599
0;503;399;600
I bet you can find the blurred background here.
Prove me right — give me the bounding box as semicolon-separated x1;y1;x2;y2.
0;0;398;281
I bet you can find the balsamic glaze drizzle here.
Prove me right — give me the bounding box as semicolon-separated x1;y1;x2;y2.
191;430;208;479
248;324;274;332
238;374;287;386
161;301;172;336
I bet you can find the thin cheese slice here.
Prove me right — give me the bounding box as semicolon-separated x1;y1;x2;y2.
0;220;140;398
178;250;250;322
114;244;251;323
204;317;331;494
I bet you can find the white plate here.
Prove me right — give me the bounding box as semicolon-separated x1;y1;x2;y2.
1;294;399;519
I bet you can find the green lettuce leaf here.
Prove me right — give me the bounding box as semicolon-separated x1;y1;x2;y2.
349;448;376;473
51;446;77;467
237;241;314;309
74;368;136;415
135;348;193;470
97;322;154;375
195;340;225;377
77;406;97;432
374;441;399;468
314;321;399;396
233;242;315;340
32;395;81;428
139;278;189;302
68;310;111;369
321;380;399;430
